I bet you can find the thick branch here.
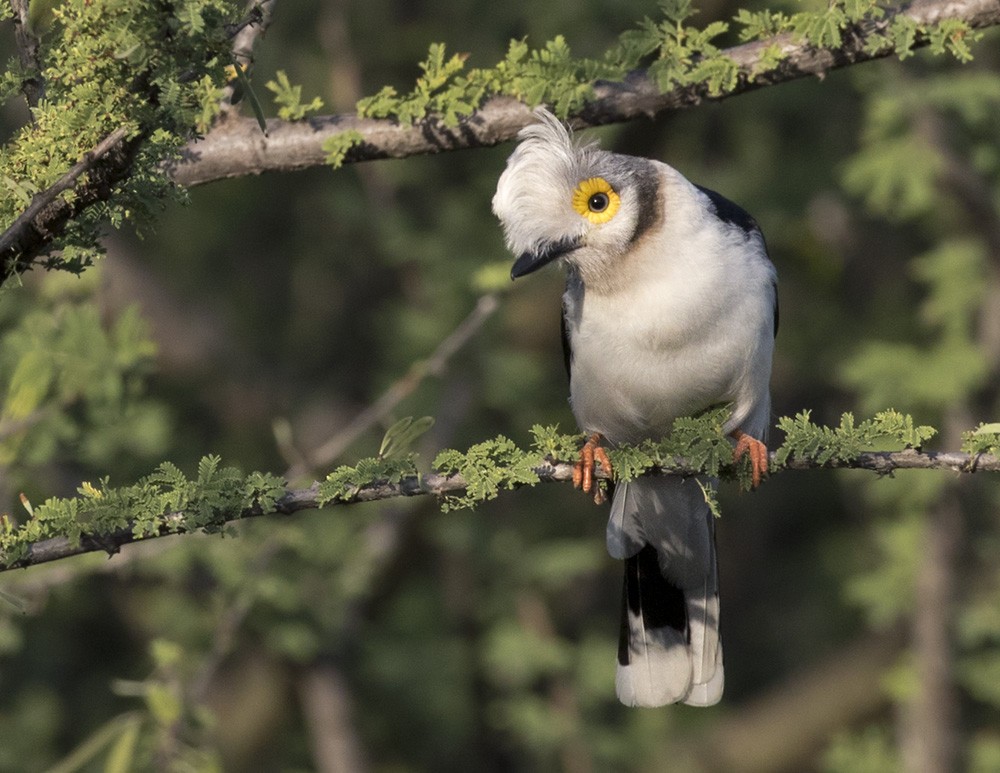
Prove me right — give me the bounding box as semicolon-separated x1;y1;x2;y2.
6;0;998;277
3;448;997;573
169;0;1000;187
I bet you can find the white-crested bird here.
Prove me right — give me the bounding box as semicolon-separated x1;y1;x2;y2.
492;109;777;707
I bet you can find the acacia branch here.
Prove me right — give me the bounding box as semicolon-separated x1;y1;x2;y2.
0;127;142;279
169;0;1000;187
0;3;274;280
5;0;998;276
3;448;997;574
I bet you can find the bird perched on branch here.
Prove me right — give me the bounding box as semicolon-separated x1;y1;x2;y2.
492;109;777;707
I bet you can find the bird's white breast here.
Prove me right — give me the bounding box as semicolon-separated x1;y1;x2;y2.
565;178;775;445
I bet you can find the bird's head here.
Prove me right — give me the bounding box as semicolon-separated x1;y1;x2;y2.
492;109;662;288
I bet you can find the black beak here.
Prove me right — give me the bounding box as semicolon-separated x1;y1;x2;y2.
510;237;581;279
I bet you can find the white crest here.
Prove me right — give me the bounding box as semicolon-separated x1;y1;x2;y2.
492;109;601;256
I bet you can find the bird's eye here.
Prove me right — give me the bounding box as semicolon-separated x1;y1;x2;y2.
572;177;621;224
588;193;609;212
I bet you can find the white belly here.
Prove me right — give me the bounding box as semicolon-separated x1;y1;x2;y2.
565;254;774;445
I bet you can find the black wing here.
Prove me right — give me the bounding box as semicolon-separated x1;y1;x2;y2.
560;302;573;380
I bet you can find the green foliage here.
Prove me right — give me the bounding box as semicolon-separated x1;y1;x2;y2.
823;726;900;773
832;45;1000;764
775;410;936;466
351;0;983;128
0;456;286;567
529;424;585;462
1;3;998;764
322;129;364;169
1;407;969;567
0;274;167;471
614;0;737;95
0;0;241;281
842;484;929;626
433;436;541;511
378;415;434;460
44;712;145;773
45;638;224;772
265;70;324;121
926;19;981;62
230;62;267;134
840;217;991;414
318;455;418;504
961;423;1000;457
734;8;792;41
844;72;1000;220
608;405;733;480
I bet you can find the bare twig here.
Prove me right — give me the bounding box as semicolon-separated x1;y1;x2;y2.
284;293;500;480
169;0;1000;187
3;448;999;574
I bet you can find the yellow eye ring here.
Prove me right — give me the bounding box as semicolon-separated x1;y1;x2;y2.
572;177;621;224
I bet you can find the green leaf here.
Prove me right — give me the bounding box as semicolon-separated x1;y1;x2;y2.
379;416;435;460
265;69;325;121
150;638;183;669
3;348;53;420
103;715;141;773
529;424;585;461
322;129;364;168
793;6;848;48
233;62;268;134
433;436;540;511
144;683;181;726
774;410;937;468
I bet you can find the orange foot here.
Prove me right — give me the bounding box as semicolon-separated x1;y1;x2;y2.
573;432;613;504
732;429;768;489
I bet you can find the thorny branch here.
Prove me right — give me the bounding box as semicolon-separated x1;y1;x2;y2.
3;448;998;573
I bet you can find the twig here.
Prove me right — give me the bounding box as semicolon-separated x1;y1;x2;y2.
9;0;43;108
230;1;277;68
168;0;1000;187
219;1;278;116
3;448;999;573
284;293;500;480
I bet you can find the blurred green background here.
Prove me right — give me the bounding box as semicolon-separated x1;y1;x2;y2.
1;0;1000;770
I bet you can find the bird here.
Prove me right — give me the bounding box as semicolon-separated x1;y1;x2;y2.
492;109;777;708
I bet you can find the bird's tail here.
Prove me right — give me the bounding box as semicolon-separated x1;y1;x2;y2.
608;476;723;707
